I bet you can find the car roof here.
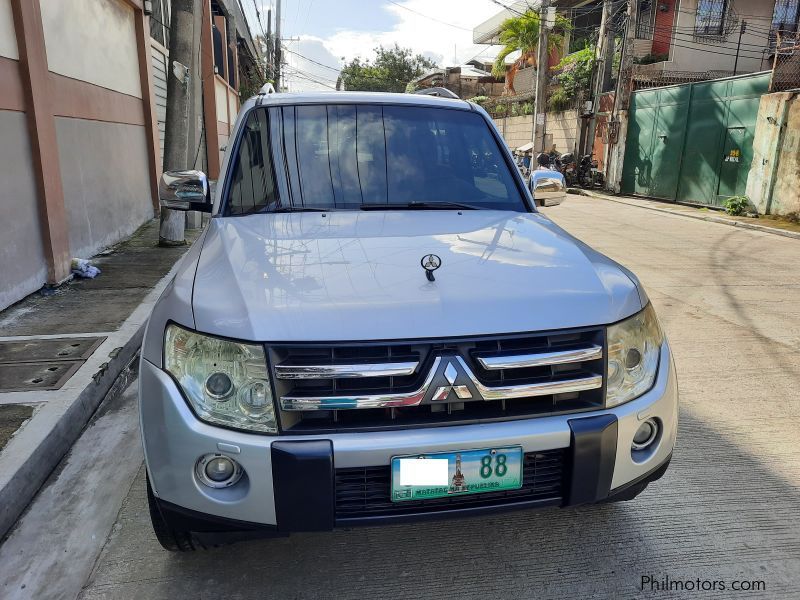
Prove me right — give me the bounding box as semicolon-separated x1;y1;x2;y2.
242;91;474;112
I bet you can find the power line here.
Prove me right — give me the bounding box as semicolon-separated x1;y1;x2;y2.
248;0;268;38
283;46;341;72
283;65;338;89
385;0;474;31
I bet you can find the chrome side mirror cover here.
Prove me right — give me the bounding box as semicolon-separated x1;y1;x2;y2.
159;170;212;212
530;169;567;207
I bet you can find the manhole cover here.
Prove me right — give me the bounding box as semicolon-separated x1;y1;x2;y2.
0;337;104;363
0;361;83;392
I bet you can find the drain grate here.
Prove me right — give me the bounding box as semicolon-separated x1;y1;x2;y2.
0;337;104;363
0;337;105;392
0;362;84;392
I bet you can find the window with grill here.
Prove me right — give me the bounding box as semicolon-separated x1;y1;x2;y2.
694;0;730;37
149;0;171;48
636;1;655;40
771;0;800;50
773;0;800;32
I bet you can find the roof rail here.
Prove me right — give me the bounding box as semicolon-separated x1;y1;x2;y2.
255;82;277;106
413;87;459;99
258;82;277;95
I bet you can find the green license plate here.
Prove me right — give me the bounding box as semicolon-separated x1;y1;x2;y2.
390;446;523;502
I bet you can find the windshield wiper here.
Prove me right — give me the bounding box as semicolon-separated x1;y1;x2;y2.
360;201;480;211
267;206;330;213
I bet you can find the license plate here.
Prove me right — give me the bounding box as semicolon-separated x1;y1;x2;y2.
390;446;523;502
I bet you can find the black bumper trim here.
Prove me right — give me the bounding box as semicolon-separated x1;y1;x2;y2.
271;440;335;532
336;496;562;528
156;497;280;534
605;452;672;502
566;414;618;505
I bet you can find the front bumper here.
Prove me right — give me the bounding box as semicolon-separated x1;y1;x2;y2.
140;342;678;532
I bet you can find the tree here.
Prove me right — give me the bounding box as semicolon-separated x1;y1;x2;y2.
492;10;571;95
340;44;436;93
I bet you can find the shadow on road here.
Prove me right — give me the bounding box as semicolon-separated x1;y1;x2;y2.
79;410;800;600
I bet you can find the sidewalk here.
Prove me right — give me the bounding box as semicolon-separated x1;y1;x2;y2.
571;189;800;241
0;220;198;539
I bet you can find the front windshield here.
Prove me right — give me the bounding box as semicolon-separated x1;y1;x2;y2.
225;104;528;215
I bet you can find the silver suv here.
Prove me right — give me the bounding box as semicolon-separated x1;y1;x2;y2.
141;91;677;551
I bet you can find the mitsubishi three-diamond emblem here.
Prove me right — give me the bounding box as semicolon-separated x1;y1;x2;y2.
444;362;458;385
431;358;473;402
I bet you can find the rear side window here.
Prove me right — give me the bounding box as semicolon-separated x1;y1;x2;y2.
224;104;526;213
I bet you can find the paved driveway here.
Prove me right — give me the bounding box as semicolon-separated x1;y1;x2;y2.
5;196;800;599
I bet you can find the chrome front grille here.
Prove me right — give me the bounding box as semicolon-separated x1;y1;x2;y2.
269;327;605;433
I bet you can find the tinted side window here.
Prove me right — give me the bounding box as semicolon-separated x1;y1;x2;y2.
227;109;279;215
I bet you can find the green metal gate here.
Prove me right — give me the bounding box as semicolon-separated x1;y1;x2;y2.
621;72;770;207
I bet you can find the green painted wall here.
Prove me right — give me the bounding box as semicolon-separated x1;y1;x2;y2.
622;72;770;207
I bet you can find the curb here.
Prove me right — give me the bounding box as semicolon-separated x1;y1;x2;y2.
0;261;181;540
577;190;800;241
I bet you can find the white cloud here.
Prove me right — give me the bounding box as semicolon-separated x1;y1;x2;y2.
284;37;342;92
285;0;501;91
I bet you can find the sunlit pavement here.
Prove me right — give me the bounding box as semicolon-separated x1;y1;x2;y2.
3;196;799;600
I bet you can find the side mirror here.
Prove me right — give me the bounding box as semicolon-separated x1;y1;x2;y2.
159;170;212;212
531;170;567;207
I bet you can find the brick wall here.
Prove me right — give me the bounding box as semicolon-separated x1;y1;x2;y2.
651;0;675;56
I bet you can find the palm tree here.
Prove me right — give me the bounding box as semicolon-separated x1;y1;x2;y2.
492;11;571;96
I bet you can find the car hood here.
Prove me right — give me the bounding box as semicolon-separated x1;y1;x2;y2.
192;211;643;342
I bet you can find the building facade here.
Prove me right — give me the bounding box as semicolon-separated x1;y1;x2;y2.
0;0;260;311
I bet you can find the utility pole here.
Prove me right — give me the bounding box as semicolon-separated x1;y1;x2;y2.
734;21;747;75
275;0;282;90
600;1;616;93
159;0;199;246
532;0;551;152
605;0;638;192
586;0;614;156
266;9;273;82
614;0;638;114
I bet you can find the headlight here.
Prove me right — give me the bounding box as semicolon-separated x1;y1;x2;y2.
606;303;663;407
164;324;277;433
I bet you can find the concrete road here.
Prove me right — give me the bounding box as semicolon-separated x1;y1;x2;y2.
3;196;800;599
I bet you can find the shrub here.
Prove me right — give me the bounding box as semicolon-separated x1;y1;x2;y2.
549;87;572;112
723;195;750;216
553;46;594;101
467;95;490;106
635;53;669;65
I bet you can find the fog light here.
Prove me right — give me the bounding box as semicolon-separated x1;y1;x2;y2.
206;456;235;481
195;454;243;488
632;418;659;451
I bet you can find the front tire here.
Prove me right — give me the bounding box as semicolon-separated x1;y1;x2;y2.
147;477;201;552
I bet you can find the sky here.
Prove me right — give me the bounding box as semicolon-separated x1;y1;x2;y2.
239;0;507;92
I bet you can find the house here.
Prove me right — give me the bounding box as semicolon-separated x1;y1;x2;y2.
410;64;505;99
630;0;788;86
475;1;788;88
0;0;261;311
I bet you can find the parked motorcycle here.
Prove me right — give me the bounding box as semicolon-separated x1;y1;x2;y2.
559;152;578;187
577;154;604;189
